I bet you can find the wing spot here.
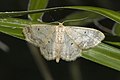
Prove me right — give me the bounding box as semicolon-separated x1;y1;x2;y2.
48;41;50;43
37;28;40;31
71;43;73;45
84;31;87;34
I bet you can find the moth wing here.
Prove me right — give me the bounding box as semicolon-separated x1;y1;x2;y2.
23;24;57;60
65;26;105;49
60;32;82;61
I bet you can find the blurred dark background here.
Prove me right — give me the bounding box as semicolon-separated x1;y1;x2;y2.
0;0;120;80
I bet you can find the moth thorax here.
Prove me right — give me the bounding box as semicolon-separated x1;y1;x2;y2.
55;26;64;43
58;23;64;27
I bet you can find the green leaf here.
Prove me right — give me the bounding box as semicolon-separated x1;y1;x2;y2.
104;41;120;47
28;0;48;21
1;6;120;23
0;25;23;39
82;43;120;71
112;23;120;36
0;18;40;39
65;6;120;24
63;11;105;26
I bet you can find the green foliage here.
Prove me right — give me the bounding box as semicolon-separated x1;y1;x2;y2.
82;43;120;71
62;11;105;26
28;0;48;21
0;18;40;39
112;23;120;36
0;1;120;71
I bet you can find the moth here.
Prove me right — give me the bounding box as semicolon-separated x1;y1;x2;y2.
23;23;105;63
